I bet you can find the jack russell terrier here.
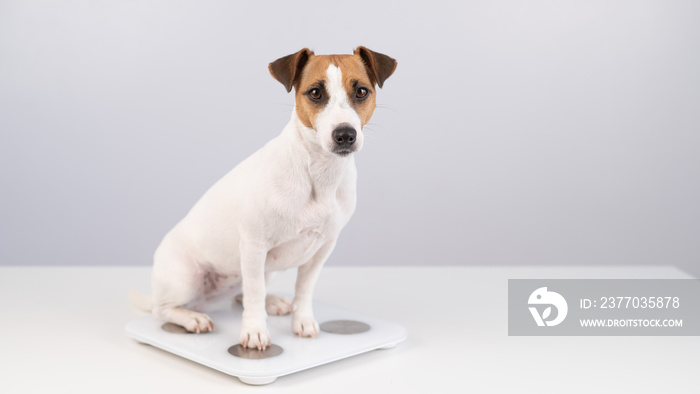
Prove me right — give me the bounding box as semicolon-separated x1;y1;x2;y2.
130;47;397;350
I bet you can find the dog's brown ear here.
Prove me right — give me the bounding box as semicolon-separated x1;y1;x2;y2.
354;46;397;88
269;48;314;93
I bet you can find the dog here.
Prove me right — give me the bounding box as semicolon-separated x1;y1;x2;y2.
130;46;396;350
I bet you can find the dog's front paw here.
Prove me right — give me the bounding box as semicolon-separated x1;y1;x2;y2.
239;318;271;350
292;314;319;338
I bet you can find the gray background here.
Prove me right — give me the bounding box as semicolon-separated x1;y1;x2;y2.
1;1;699;275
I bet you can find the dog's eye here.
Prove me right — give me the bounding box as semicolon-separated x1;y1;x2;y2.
355;87;369;100
308;88;322;101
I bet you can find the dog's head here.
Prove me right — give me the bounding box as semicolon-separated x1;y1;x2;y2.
269;47;397;157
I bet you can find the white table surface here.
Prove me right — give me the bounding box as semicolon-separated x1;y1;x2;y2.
1;265;698;393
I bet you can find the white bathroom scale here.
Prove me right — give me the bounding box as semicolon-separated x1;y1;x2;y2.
125;299;408;385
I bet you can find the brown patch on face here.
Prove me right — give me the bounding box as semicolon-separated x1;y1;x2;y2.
294;55;377;130
339;55;377;128
294;55;330;129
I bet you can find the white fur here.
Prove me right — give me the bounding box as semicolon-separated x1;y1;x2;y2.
315;65;364;154
145;64;363;349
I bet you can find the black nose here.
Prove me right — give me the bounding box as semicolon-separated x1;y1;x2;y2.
332;126;357;148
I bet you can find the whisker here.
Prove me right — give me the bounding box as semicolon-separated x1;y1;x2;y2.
365;122;389;132
374;104;401;114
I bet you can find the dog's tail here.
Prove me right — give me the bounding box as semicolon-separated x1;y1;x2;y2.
128;289;153;313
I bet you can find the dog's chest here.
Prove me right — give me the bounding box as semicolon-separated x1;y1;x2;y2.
297;199;344;237
265;198;350;270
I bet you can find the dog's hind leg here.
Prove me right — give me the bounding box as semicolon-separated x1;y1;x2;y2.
153;305;215;333
150;241;215;333
234;294;293;316
263;272;292;315
152;279;215;333
233;272;292;316
264;294;293;316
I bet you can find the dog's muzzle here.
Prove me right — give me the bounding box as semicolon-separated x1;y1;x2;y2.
331;125;357;155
